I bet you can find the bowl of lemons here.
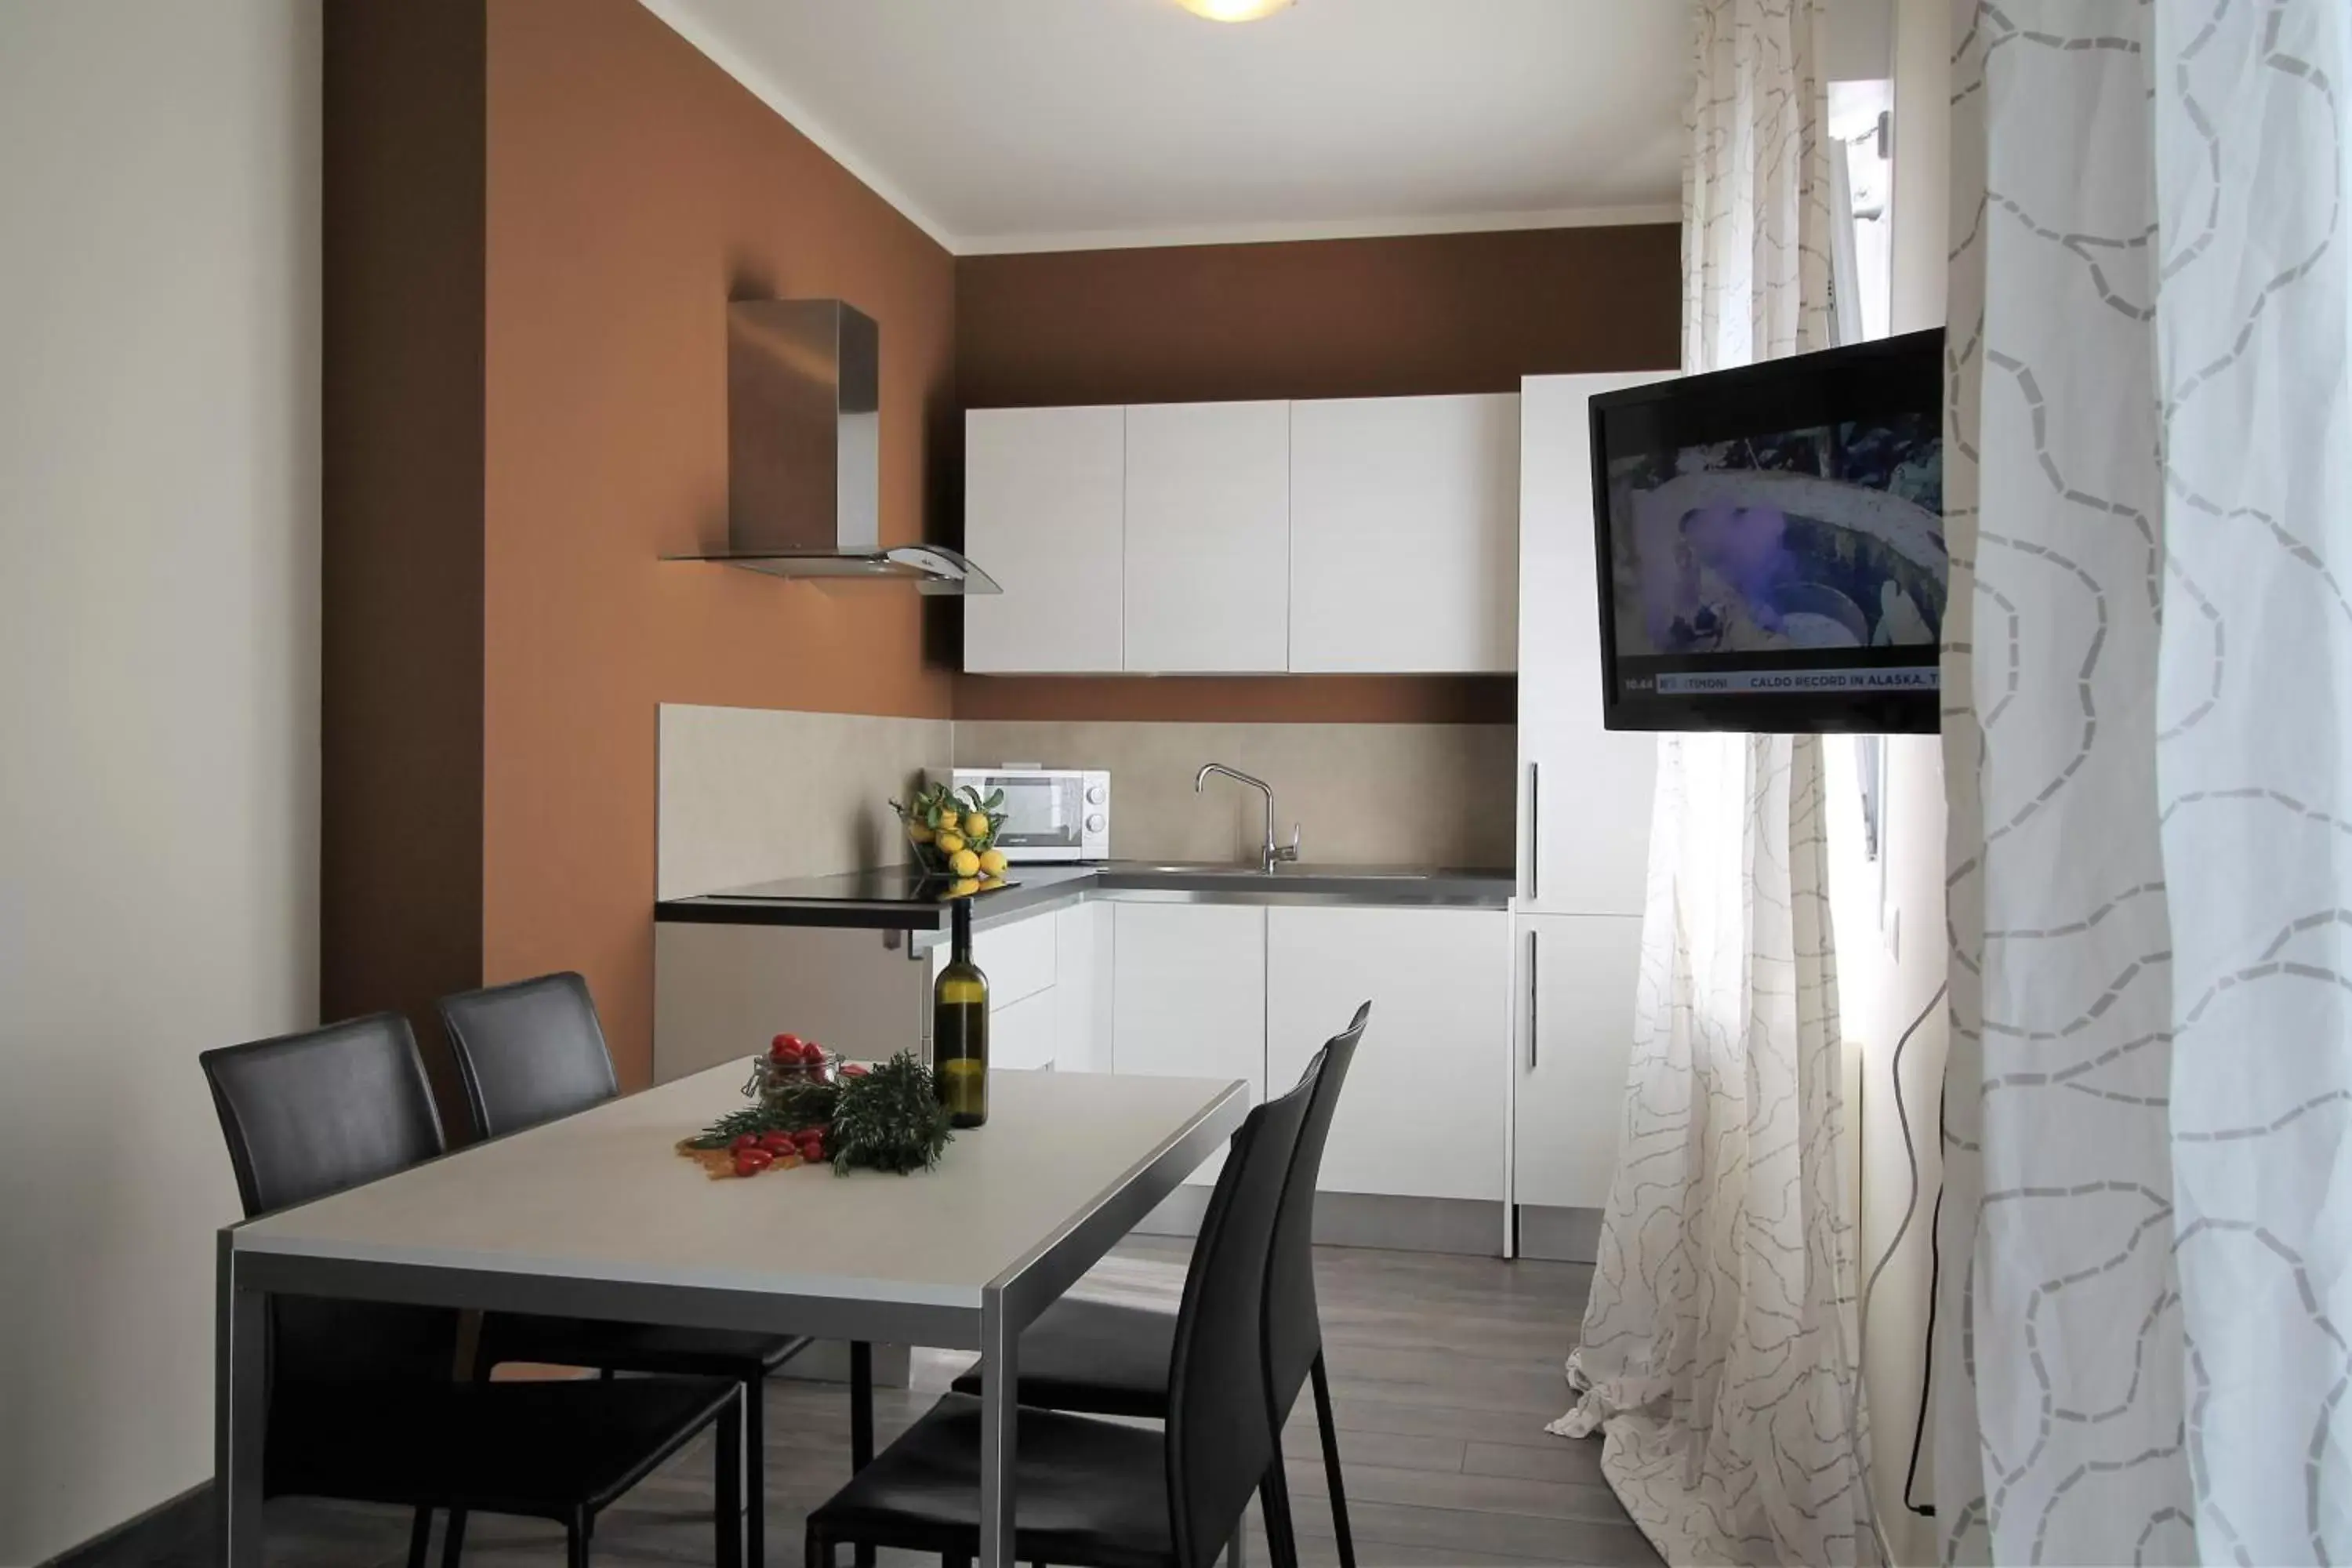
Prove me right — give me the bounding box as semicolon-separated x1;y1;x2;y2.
893;781;1013;898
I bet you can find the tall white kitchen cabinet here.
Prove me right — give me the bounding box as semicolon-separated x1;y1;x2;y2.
1515;372;1676;915
1265;907;1512;1203
1120;401;1290;673
1110;902;1267;1184
963;405;1126;673
1287;394;1520;673
1513;913;1643;1214
1513;370;1674;1261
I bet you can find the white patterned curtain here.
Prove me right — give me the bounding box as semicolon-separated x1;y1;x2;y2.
1937;2;2352;1563
1552;2;1875;1563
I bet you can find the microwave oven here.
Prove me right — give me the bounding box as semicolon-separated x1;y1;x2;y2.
946;767;1110;863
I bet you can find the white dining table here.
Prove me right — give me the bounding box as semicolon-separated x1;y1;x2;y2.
216;1064;1247;1568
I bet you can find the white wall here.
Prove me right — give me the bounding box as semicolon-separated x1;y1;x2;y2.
0;3;320;1561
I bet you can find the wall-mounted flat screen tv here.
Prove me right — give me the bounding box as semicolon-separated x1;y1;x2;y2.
1590;328;1945;734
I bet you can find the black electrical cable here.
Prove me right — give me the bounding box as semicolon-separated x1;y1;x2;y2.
1905;1181;1941;1516
1856;979;1948;1523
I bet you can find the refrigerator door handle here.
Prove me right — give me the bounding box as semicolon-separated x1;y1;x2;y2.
1527;760;1541;902
1526;927;1540;1070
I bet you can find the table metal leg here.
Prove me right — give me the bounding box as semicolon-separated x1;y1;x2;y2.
216;1231;266;1568
849;1341;874;1568
978;1289;1018;1568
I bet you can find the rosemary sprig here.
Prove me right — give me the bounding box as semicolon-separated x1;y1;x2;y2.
682;1080;840;1149
828;1051;953;1176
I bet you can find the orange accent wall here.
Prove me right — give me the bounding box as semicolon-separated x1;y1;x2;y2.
477;0;955;1088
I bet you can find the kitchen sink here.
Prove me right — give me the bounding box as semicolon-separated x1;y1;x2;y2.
1113;862;1434;880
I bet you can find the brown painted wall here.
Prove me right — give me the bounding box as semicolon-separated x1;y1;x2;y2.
481;0;956;1087
321;0;487;1108
957;227;1679;406
953;226;1680;722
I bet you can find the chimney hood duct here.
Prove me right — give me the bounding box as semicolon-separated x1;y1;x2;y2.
667;299;998;593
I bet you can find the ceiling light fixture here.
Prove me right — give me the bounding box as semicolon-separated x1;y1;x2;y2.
1174;0;1295;21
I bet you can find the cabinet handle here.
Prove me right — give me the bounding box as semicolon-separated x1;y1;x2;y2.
1526;928;1540;1071
1527;761;1541;902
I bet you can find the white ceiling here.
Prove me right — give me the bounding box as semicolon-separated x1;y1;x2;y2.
638;0;1689;254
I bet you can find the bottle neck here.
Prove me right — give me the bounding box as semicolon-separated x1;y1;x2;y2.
949;896;973;964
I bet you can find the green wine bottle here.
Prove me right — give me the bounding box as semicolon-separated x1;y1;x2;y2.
933;896;989;1128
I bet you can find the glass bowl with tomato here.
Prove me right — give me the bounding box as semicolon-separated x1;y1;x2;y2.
748;1032;840;1102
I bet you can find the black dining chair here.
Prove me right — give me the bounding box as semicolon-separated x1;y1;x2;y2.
804;1043;1326;1568
435;971;819;1566
200;1012;744;1568
951;1002;1369;1568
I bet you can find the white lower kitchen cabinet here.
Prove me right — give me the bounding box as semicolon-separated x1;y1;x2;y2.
1051;898;1115;1073
988;989;1058;1072
1111;901;1267;1183
1513;911;1643;1211
1265;906;1512;1203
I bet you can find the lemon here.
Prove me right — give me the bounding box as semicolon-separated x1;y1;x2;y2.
935;830;966;855
949;848;981;877
964;811;991;839
906;822;933;844
948;877;981;898
978;848;1009;877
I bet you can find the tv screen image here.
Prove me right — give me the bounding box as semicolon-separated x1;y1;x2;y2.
1589;328;1946;733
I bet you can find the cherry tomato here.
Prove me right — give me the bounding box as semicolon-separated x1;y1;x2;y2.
733;1147;775;1176
840;1062;870;1077
758;1130;796;1154
730;1133;760;1152
770;1032;805;1058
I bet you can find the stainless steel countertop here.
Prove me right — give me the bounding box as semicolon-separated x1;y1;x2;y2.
655;860;1514;935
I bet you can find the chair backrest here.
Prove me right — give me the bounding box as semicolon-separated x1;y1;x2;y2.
1265;1000;1369;1410
438;971;618;1141
1164;1053;1323;1568
200;1013;456;1384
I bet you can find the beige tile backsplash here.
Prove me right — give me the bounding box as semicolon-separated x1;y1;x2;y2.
657;705;951;899
659;705;1517;897
954;720;1516;869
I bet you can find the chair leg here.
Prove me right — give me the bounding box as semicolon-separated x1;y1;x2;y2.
439;1508;469;1568
1309;1352;1356;1568
805;1524;838;1568
567;1510;592;1568
717;1386;745;1568
1260;1459;1300;1568
850;1341;875;1568
744;1374;765;1568
406;1508;433;1568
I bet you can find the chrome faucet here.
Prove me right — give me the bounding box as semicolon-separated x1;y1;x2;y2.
1195;763;1301;873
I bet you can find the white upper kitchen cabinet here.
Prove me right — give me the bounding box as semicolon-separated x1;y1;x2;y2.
1120;401;1290;673
1288;394;1520;673
1265;906;1512;1203
1517;372;1676;915
1111;901;1266;1184
1512;912;1642;1210
964;405;1125;673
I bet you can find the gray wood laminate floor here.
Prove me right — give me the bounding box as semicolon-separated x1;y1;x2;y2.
182;1243;1659;1568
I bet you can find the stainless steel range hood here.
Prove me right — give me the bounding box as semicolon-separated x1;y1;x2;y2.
666;299;998;594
